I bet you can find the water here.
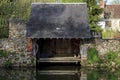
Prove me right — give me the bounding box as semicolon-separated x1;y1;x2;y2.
0;66;120;80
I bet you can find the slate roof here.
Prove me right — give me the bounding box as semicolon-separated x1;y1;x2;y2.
26;3;92;38
105;5;120;19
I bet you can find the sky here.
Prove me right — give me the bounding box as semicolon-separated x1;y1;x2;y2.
106;0;120;4
106;0;113;4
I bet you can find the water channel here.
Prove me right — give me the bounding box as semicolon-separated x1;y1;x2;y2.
0;66;120;80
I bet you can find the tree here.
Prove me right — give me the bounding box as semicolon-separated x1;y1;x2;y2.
61;0;83;2
0;0;13;38
60;0;103;31
85;0;103;31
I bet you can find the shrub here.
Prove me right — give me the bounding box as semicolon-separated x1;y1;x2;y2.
104;51;118;63
87;48;99;64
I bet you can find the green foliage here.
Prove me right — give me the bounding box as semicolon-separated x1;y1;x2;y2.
0;0;12;38
86;0;103;31
87;48;99;64
11;0;32;20
102;29;120;39
0;50;9;57
115;59;120;65
0;0;13;16
61;0;83;2
104;51;118;62
102;30;114;39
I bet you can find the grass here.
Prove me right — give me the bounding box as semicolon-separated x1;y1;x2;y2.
102;30;120;39
102;30;114;39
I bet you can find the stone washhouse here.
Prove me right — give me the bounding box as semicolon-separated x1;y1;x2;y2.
0;3;120;67
26;3;92;66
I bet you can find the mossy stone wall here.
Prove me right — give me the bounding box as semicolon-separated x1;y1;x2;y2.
0;19;35;67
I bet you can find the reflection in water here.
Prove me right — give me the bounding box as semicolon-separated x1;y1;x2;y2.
0;67;120;80
37;66;81;80
0;68;36;80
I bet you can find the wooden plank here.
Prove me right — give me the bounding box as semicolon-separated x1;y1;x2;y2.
38;57;81;63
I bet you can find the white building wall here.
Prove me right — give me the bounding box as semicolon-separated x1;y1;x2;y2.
99;19;120;32
111;19;120;32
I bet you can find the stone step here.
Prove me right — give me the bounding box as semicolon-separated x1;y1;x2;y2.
38;57;81;63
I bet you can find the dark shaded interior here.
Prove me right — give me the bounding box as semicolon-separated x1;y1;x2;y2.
36;38;80;59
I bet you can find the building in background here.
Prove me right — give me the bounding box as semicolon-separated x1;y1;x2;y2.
99;0;120;39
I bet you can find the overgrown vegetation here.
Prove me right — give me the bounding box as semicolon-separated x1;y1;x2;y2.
0;50;13;67
87;48;120;69
102;30;114;39
0;0;12;38
102;30;120;39
104;51;118;63
87;48;100;64
104;51;120;68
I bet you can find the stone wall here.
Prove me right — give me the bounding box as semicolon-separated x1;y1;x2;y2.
0;20;26;52
87;39;120;58
0;19;120;66
0;19;35;67
96;40;120;56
